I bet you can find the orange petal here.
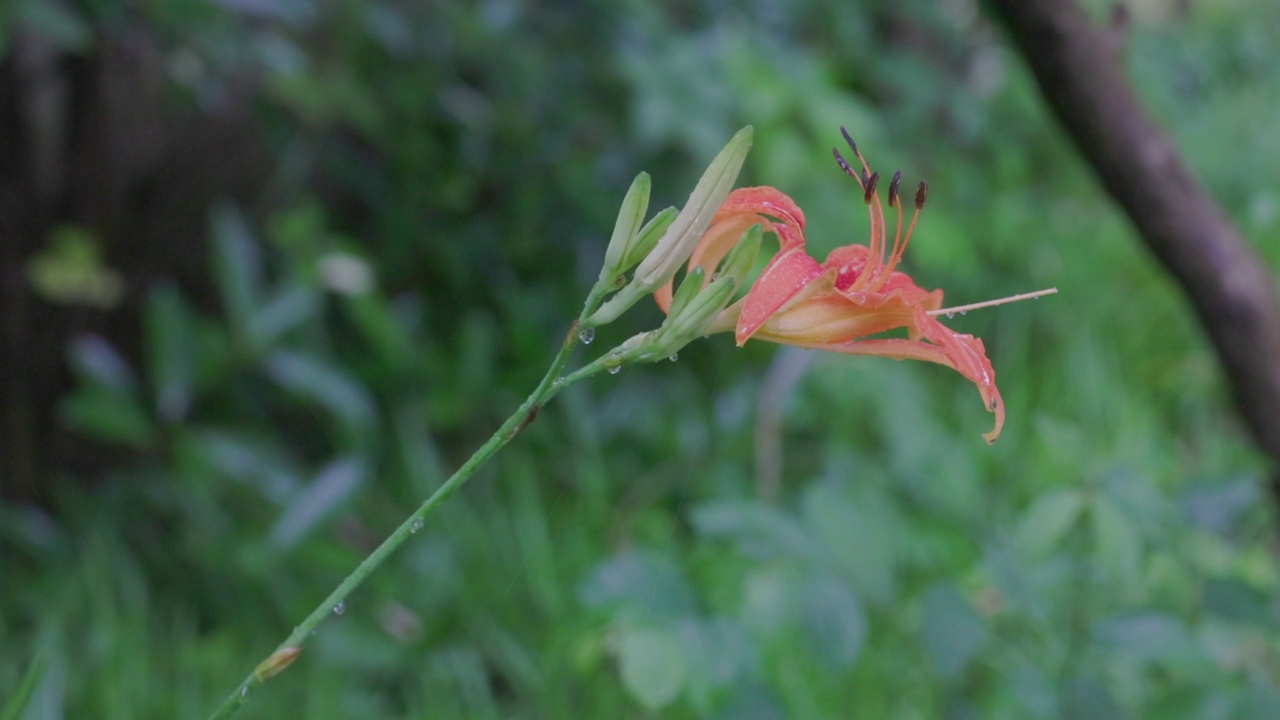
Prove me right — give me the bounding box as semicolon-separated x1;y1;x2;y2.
910;306;1004;443
735;229;822;345
717;187;806;230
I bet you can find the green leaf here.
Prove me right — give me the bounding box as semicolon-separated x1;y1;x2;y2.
146;283;195;422
68;335;136;391
263;350;377;437
60;387;155;448
802;484;896;605
267;456;367;552
1095;612;1199;666
675;617;756;710
692;500;819;563
617;626;686;712
250;286;320;347
1017;489;1085;556
210;203;264;338
800;574;866;670
919;583;986;679
0;652;48;720
1091;498;1142;581
579;551;695;619
16;1;92;53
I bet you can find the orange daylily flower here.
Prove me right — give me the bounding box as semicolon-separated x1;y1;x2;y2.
656;130;1005;443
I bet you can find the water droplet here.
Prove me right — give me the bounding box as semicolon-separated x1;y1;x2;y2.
668;353;678;362
240;686;249;699
578;327;595;344
608;365;621;375
410;519;424;533
333;602;346;616
960;310;968;316
946;312;955;319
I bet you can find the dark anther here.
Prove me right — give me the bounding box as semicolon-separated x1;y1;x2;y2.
887;171;903;207
839;125;858;157
832;148;861;186
863;171;880;204
915;181;929;210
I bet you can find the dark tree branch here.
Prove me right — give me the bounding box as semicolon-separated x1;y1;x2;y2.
989;0;1280;468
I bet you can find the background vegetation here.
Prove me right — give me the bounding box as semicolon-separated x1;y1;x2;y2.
3;0;1280;717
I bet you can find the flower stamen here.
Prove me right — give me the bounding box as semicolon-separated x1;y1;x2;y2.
926;287;1059;317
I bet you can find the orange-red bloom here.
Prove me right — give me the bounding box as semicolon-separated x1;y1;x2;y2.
656;133;1005;443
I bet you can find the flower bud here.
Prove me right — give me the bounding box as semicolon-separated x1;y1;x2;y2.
664;266;706;323
715;223;763;287
620;207;677;274
598;172;652;286
666;275;737;345
587;126;753;326
633;126;753;290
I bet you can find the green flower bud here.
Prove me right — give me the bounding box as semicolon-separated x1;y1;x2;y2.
664;266;706;323
715;223;763;287
666;275;737;345
598;172;652;286
620;207;677;274
633;126;753;290
586;126;753;327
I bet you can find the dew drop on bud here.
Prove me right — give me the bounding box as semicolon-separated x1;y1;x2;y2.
410;519;424;533
668;354;678;362
333;602;346;616
578;327;595;344
608;365;621;375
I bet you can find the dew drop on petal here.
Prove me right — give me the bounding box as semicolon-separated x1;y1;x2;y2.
608;365;621;375
333;602;346;616
578;327;595;344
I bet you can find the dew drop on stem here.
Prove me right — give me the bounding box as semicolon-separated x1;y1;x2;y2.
608;365;621;375
333;602;346;616
410;519;424;533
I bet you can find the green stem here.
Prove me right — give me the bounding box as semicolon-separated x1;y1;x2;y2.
208;313;607;719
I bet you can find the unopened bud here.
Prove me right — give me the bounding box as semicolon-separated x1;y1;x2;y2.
620;207;677;273
599;172;652;285
665;266;706;322
666;275;737;345
715;223;763;287
586;127;753;327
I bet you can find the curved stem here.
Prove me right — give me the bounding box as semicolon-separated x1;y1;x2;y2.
208;313;608;719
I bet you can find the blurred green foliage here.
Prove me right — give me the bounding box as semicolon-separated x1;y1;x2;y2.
3;0;1280;718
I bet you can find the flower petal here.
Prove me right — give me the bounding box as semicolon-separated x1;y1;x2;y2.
735;230;823;345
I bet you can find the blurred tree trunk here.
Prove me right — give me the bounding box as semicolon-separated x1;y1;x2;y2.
989;0;1280;473
0;30;269;502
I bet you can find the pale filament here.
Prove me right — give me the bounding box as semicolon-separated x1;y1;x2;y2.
926;287;1059;317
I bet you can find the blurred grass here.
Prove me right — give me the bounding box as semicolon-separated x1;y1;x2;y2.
3;0;1280;718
